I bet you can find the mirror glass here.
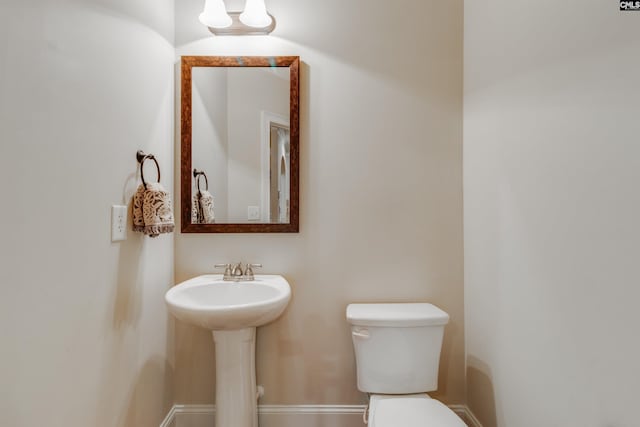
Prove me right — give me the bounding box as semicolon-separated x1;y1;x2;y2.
181;56;299;233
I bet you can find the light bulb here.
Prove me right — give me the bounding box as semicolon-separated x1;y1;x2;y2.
239;0;272;28
199;0;232;29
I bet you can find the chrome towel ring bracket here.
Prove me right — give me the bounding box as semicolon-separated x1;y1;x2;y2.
136;150;161;187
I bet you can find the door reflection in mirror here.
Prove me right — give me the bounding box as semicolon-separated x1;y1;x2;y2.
269;124;290;223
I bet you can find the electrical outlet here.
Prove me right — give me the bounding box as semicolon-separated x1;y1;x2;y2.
111;205;127;242
248;206;260;221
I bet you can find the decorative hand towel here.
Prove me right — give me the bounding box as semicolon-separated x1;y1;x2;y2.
198;190;215;223
190;191;215;224
192;194;202;224
132;183;175;237
132;184;146;232
191;170;214;224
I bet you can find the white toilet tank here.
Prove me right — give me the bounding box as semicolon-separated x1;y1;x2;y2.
346;303;449;394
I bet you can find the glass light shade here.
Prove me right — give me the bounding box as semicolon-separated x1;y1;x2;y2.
239;0;272;28
199;0;232;28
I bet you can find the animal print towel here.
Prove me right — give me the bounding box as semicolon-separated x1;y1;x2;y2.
132;183;174;237
191;190;215;224
199;190;216;224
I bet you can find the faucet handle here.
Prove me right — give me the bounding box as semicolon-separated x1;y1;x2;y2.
244;263;262;279
214;263;232;278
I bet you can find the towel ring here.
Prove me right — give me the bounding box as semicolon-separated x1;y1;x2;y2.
137;150;161;187
193;169;209;193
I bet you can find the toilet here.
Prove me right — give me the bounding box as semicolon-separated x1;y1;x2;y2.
346;303;467;427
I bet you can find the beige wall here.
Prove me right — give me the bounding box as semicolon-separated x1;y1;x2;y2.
464;1;640;426
0;1;175;426
174;0;464;406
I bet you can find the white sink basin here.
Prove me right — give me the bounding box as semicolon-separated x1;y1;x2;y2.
165;274;291;331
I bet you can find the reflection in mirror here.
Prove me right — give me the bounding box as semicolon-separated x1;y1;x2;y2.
191;67;289;224
270;124;290;223
181;56;299;233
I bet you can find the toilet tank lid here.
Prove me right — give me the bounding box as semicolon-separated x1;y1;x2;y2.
346;303;449;327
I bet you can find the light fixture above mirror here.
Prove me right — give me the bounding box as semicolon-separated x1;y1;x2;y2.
239;0;273;28
199;0;232;28
200;0;276;36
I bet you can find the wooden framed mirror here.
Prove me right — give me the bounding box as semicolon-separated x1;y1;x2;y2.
181;56;299;233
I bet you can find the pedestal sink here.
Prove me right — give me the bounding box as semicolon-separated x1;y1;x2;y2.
165;274;291;427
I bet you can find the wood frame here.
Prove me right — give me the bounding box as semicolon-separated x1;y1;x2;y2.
181;56;300;233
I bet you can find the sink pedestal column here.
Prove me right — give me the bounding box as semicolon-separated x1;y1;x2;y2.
212;328;258;427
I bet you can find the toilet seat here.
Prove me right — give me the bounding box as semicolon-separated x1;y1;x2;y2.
369;394;467;427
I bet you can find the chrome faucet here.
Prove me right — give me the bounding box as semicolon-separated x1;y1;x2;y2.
232;262;244;278
215;263;262;281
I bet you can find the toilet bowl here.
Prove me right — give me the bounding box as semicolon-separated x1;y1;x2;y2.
368;394;465;427
347;303;467;427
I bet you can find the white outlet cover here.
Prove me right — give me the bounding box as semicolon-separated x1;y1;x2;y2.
111;205;127;242
248;206;260;221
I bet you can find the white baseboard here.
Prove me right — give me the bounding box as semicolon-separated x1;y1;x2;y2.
450;404;484;427
160;403;483;427
458;405;484;427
